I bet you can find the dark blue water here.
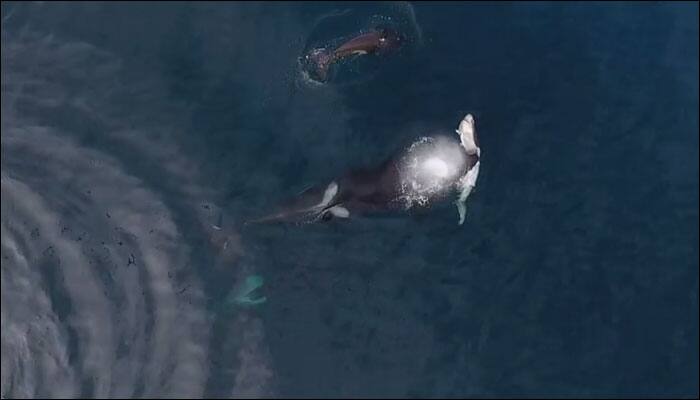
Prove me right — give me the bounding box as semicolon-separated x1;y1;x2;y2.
1;2;697;398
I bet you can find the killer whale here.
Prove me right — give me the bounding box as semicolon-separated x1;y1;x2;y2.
303;26;404;82
248;114;480;226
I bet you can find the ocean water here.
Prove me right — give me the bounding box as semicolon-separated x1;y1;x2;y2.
1;2;698;398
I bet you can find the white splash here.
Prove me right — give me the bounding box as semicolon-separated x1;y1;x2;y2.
423;157;450;178
398;136;467;208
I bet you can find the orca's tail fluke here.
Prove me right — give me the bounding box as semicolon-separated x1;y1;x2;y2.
245;181;350;226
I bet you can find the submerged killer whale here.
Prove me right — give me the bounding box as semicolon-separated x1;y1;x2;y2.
305;27;403;81
248;114;481;226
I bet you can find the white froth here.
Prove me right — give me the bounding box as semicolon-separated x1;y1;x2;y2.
423;157;449;178
398;136;467;208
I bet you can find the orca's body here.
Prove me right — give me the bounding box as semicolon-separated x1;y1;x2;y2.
304;27;404;82
249;114;481;226
246;156;402;225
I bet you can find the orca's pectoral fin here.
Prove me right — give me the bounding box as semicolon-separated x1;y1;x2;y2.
226;275;267;308
236;295;267;307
